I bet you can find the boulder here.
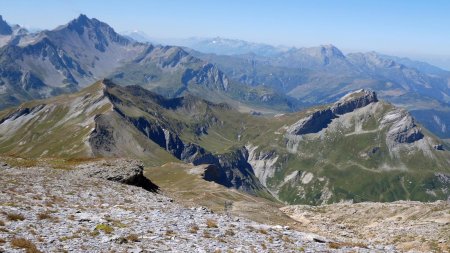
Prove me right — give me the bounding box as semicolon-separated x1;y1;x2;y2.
76;159;158;192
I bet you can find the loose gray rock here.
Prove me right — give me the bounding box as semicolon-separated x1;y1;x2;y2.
0;160;394;252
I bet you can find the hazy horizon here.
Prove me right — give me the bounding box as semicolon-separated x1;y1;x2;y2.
3;0;450;70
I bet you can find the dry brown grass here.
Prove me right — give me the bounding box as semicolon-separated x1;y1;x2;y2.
0;220;5;226
218;237;227;243
282;235;292;243
258;228;268;234
225;229;235;236
203;231;212;238
10;238;42;253
126;234;140;242
7;213;25;221
189;224;199;233
329;241;368;249
0;238;6;244
261;242;267;250
206;219;218;228
37;212;52;220
165;229;176;237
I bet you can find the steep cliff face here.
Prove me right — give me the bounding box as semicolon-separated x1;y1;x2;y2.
382;110;424;144
124;114;266;195
331;89;378;115
287;109;334;135
246;144;279;187
86;81;268;196
287;90;378;135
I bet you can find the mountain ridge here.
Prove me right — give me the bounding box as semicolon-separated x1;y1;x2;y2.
0;14;293;112
0;79;448;205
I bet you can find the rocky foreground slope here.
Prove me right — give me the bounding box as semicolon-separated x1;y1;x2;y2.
0;158;391;252
282;202;450;252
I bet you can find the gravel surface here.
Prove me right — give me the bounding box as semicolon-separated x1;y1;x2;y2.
0;161;392;252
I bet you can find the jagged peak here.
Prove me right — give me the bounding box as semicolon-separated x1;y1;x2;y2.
64;14;110;35
0;14;13;35
70;14;93;26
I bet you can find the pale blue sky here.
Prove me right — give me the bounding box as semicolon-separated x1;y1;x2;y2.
2;0;450;68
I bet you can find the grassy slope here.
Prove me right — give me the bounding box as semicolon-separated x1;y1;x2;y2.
251;102;450;204
145;162;295;226
0;82;177;166
117;85;450;204
0;82;109;158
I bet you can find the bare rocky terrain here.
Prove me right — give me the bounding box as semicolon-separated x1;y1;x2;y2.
0;158;392;252
282;202;450;252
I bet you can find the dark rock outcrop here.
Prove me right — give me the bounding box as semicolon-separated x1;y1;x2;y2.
331;90;378;115
197;148;269;195
385;112;424;144
433;144;444;151
0;104;45;124
288;90;378;135
76;159;158;192
89;114;119;155
288;109;335;135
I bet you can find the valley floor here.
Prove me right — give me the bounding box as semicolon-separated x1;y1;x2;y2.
0;159;387;253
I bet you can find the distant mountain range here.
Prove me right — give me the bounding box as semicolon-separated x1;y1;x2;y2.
1;14;450;139
186;42;450;138
0;15;293;111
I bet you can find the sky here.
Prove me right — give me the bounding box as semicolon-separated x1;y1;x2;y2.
2;0;450;69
